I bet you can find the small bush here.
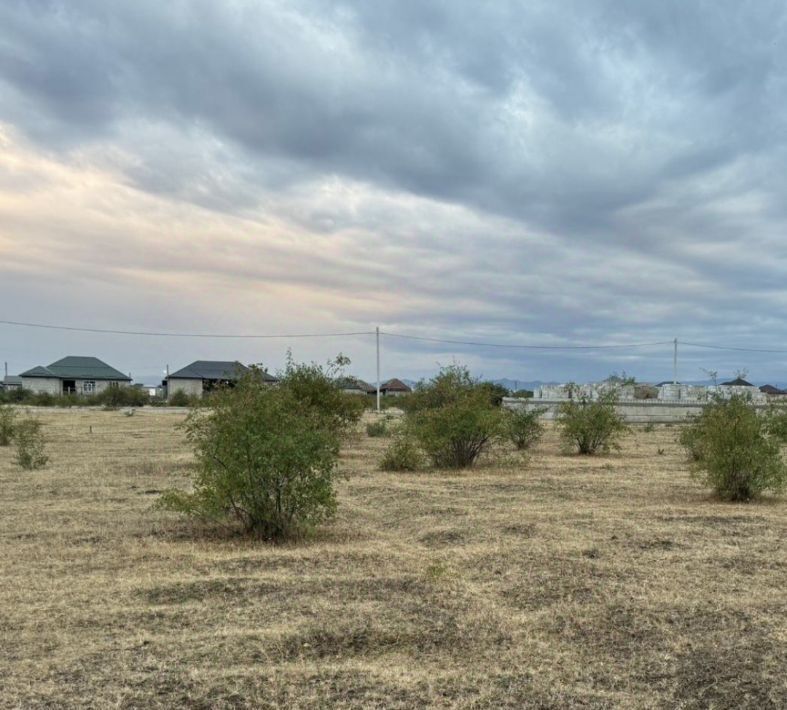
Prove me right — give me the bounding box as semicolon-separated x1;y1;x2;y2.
366;420;388;437
557;392;628;455
168;389;195;407
681;395;786;501
505;407;544;451
14;419;48;470
0;405;17;446
765;405;787;443
158;357;357;540
380;434;424;471
406;366;506;469
94;386;149;408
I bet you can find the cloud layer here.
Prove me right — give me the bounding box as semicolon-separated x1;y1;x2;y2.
2;1;787;383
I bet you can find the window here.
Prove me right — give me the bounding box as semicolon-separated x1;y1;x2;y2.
82;380;96;394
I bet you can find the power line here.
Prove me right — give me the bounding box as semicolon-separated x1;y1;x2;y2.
0;319;374;339
680;341;787;354
2;318;786;354
380;331;672;350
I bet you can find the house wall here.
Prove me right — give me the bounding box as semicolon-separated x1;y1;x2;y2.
21;377;61;395
76;380;128;395
168;378;203;399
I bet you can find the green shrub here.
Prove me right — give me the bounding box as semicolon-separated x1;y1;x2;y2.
167;389;195;407
366;420;388;437
280;354;365;437
14;419;48;470
0;405;16;446
158;359;356;540
94;386;149;407
681;395;786;501
406;365;506;469
380;434;424;471
557;392;628;455
765;404;787;443
506;407;544;450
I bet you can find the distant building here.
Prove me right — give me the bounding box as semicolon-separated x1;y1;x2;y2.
19;356;131;396
1;375;23;391
379;378;412;396
760;384;787;397
166;360;276;400
336;377;375;396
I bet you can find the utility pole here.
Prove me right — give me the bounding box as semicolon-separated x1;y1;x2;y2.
376;326;381;413
3;361;7;379
673;338;678;385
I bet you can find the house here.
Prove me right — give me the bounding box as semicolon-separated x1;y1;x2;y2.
760;384;787;397
19;356;131;396
1;375;23;391
720;377;755;387
379;378;412;396
336;377;375;396
166;360;276;400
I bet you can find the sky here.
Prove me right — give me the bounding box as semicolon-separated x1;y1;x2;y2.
2;0;787;386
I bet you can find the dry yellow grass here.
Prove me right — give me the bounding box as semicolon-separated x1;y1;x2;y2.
1;408;785;708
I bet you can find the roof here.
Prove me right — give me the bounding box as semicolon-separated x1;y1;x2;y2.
336;377;375;393
20;356;131;381
760;384;786;395
2;375;22;386
656;381;681;386
168;360;276;381
721;377;754;387
381;378;411;392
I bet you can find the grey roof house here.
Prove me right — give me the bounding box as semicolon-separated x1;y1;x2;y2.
336;377;375;395
1;375;23;391
166;360;276;400
19;356;131;396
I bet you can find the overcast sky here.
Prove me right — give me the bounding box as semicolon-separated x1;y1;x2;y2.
2;0;787;385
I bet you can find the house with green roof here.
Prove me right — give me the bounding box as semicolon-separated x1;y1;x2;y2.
20;356;132;396
166;360;276;400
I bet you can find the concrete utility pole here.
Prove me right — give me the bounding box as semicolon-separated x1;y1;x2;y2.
3;361;7;379
376;326;381;413
673;338;678;385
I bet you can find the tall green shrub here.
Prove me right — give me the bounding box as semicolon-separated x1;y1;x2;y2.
557;392;628;455
158;358;360;539
14;419;48;470
680;395;786;501
406;365;506;469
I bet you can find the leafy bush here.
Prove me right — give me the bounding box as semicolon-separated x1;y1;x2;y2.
479;382;510;406
765;404;787;443
158;358;358;540
680;395;786;501
366;419;388;437
168;389;196;407
0;405;17;446
406;365;506;469
506;407;544;451
14;419;48;470
380;433;424;471
557;392;628;455
94;386;149;408
280;354;365;437
0;388;31;404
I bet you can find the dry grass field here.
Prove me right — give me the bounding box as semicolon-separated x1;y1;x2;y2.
1;408;786;708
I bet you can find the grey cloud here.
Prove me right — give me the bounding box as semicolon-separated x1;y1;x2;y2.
3;1;787;381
